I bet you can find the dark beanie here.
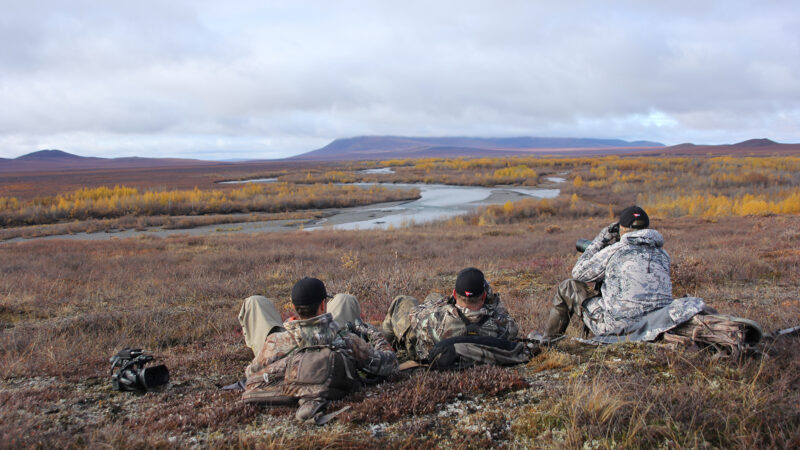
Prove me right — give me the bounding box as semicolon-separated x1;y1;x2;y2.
291;277;330;307
455;267;487;298
619;206;649;229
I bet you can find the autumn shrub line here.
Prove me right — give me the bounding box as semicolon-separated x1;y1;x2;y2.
0;183;419;226
0;211;320;241
270;155;800;220
468;194;610;226
279;157;548;186
640;190;800;217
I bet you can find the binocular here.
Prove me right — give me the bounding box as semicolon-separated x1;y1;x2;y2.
110;348;169;392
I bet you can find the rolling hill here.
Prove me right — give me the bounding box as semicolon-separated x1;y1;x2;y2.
0;149;218;173
4;137;799;173
634;138;800;156
290;136;665;160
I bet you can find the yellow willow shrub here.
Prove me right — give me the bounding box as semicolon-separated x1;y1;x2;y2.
779;192;800;214
589;165;608;178
608;159;651;171
319;171;356;183
642;189;800;217
587;179;611;188
380;159;410;167
0;183;420;226
0;197;20;211
492;165;538;179
735;196;772;216
443;158;469;170
64;185;139;202
570;193;580;209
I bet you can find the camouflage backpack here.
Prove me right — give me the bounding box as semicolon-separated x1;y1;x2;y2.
663;314;763;358
242;345;362;405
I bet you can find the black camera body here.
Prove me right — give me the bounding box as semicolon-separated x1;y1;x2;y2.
110;348;169;392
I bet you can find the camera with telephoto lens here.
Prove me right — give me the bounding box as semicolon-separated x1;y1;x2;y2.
575;239;592;253
576;223;619;253
109;348;169;392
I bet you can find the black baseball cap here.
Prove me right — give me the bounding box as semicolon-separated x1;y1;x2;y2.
619;206;649;229
291;277;331;307
455;267;487;298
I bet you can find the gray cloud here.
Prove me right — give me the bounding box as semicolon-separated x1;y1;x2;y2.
1;0;798;159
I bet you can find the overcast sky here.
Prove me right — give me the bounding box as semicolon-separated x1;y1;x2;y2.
1;1;798;160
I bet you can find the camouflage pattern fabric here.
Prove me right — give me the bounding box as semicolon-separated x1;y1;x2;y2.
384;289;519;362
246;312;397;378
572;227;673;336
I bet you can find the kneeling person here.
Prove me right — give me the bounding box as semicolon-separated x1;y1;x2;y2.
242;277;397;421
382;267;520;364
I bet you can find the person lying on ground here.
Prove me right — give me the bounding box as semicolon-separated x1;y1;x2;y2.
239;283;363;359
382;267;520;363
239;277;397;422
241;277;397;379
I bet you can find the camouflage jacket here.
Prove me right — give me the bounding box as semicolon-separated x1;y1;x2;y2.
245;313;397;378
409;291;519;361
573;227;672;335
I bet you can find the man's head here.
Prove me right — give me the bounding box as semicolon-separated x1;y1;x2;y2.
291;277;331;319
618;206;649;235
453;267;488;310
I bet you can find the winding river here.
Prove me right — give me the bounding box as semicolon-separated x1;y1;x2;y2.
3;180;562;243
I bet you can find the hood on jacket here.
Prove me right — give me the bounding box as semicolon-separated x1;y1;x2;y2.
620;229;664;248
284;312;340;347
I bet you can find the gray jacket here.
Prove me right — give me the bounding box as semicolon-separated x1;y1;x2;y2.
573;227;673;335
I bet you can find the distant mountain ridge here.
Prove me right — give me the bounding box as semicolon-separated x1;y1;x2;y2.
16;149;85;160
292;136;665;160
3;137;798;172
0;149;215;173
635;138;800;156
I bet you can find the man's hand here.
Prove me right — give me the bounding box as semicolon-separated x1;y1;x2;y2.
599;222;620;245
346;319;371;341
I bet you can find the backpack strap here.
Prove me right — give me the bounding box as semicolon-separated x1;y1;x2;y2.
454;307;492;336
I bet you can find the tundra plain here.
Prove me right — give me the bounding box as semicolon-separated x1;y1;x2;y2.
1;155;799;448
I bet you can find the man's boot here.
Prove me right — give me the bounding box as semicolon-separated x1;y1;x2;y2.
544;302;572;337
296;398;329;422
543;279;597;338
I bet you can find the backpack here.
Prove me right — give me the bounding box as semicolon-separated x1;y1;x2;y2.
663;313;763;358
242;345;362;405
427;336;533;371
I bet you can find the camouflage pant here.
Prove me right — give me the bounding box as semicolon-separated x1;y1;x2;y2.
544;279;599;337
381;295;420;360
239;294;363;357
